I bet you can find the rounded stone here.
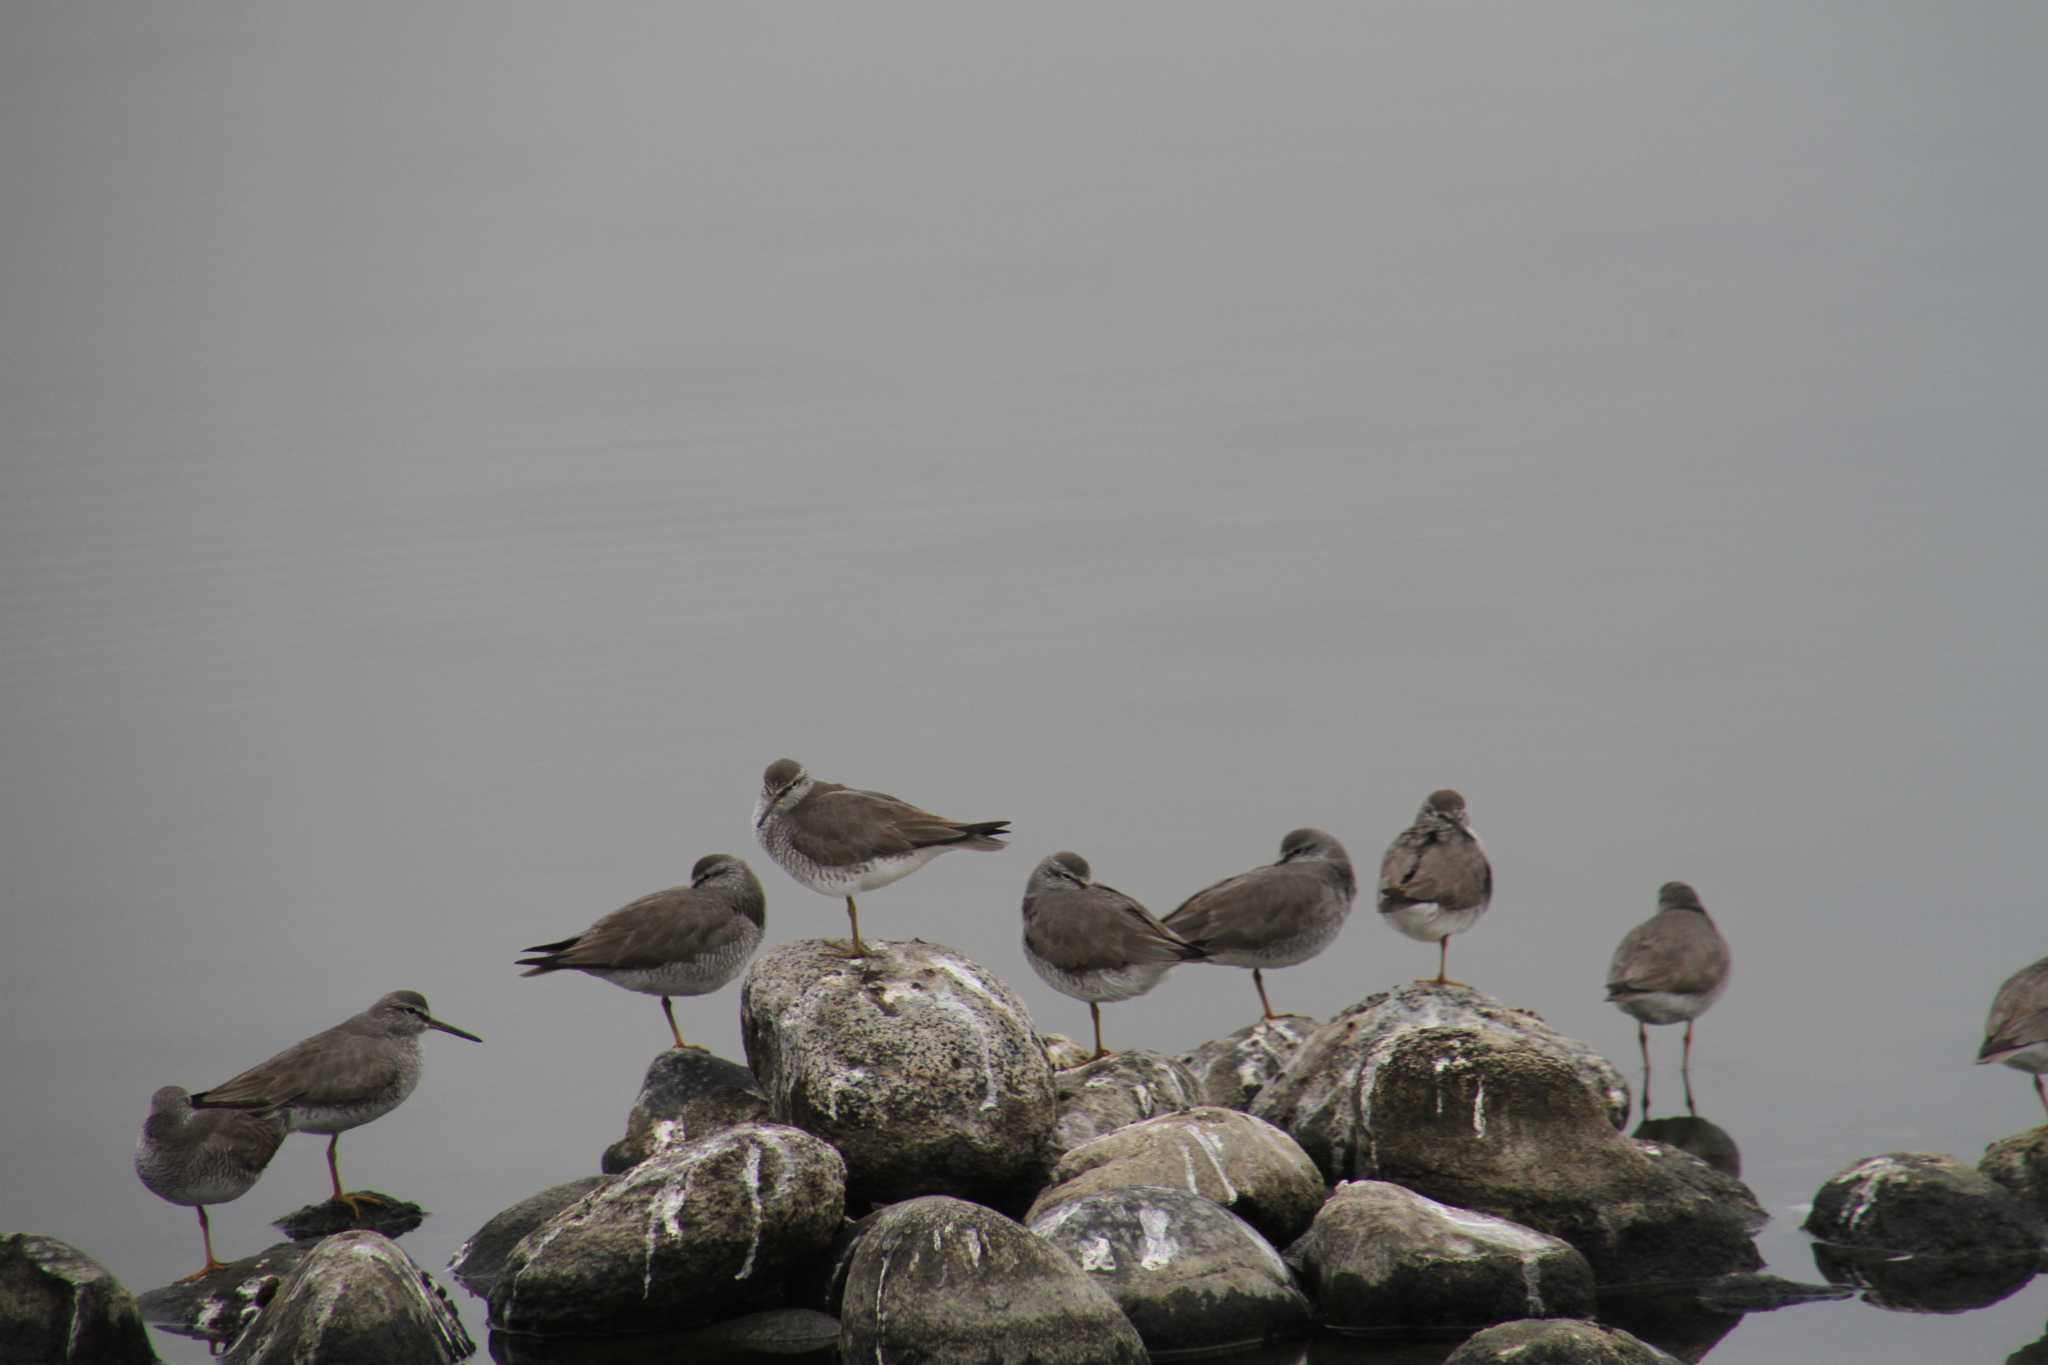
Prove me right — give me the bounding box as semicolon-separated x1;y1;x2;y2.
138;1240;309;1345
1443;1318;1683;1364
448;1176;610;1297
601;1049;771;1174
224;1231;471;1365
1028;1187;1310;1354
1805;1152;2047;1256
0;1235;155;1365
1980;1125;2048;1214
1177;1014;1319;1111
1051;1050;1202;1157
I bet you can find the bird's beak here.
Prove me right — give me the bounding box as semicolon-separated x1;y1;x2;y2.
427;1015;483;1043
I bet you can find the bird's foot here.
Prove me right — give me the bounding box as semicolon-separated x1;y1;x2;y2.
336;1190;390;1219
174;1260;227;1284
669;1040;709;1052
1418;975;1471;988
820;939;873;960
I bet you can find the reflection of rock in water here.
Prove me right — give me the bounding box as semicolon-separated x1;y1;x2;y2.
1812;1241;2039;1314
1635;1115;1741;1178
1597;1271;1849;1363
487;1308;841;1364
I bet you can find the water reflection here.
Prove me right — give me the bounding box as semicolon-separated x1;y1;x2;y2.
1811;1242;2039;1314
1634;1115;1741;1178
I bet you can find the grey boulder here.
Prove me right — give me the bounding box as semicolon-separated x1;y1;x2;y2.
1177;1013;1319;1111
489;1122;845;1335
1288;1180;1595;1331
138;1241;308;1344
225;1231;470;1365
1028;1187;1310;1354
447;1176;609;1297
1805;1152;2047;1256
1981;1125;2048;1214
601;1049;771;1174
1028;1105;1327;1247
838;1195;1145;1364
741;938;1056;1208
1051;1049;1202;1157
1443;1318;1682;1364
0;1235;155;1365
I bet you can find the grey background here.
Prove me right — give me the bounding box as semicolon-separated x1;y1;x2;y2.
4;4;2045;1360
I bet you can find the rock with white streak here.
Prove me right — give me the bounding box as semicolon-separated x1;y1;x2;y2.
488;1123;845;1336
838;1196;1145;1364
1442;1318;1683;1364
0;1235;156;1365
447;1176;609;1297
138;1241;309;1345
1286;1181;1594;1331
1027;1106;1327;1247
741;938;1057;1208
1029;1188;1311;1354
601;1049;771;1174
1804;1152;2047;1255
1178;1014;1319;1111
1051;1050;1202;1157
224;1231;470;1365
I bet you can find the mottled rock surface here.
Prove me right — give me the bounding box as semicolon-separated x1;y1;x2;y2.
490;1122;844;1335
1028;1105;1326;1247
1443;1317;1682;1364
741;938;1056;1208
1039;1033;1094;1072
447;1176;609;1297
1051;1049;1201;1156
601;1049;770;1174
138;1241;308;1344
1288;1180;1594;1331
0;1235;156;1365
1981;1125;2048;1214
224;1231;469;1365
272;1194;423;1243
1805;1152;2047;1255
1178;1014;1319;1111
1029;1187;1310;1354
838;1196;1145;1364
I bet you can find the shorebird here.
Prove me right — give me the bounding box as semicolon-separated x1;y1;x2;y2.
134;1086;286;1280
1979;954;2048;1120
1605;881;1731;1118
1377;789;1493;986
1020;851;1205;1060
753;757;1009;957
191;990;480;1217
517;853;766;1049
1164;828;1357;1020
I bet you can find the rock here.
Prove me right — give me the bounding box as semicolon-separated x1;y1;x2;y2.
271;1194;423;1243
489;1122;845;1335
601;1049;772;1174
1252;984;1630;1183
447;1176;609;1297
1443;1318;1682;1364
1287;1180;1594;1331
1813;1241;2038;1314
1805;1152;2048;1255
1177;1013;1319;1110
1039;1033;1094;1071
224;1231;469;1365
1263;1023;1762;1281
484;1308;841;1364
837;1195;1145;1364
1028;1187;1310;1354
138;1241;308;1344
1981;1125;2048;1213
1027;1106;1327;1247
741;938;1056;1208
0;1235;156;1365
1050;1050;1202;1156
1634;1115;1740;1178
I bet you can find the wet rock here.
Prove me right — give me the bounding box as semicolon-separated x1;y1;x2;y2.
1813;1241;2038;1314
1262;1024;1762;1281
741;938;1056;1208
1028;1105;1327;1247
1287;1180;1594;1331
225;1230;470;1365
1051;1049;1202;1156
0;1235;155;1365
448;1176;609;1297
1252;984;1630;1184
138;1240;308;1344
838;1195;1145;1364
489;1122;845;1335
1039;1033;1094;1071
1981;1125;2048;1214
1634;1115;1740;1178
272;1193;424;1242
1443;1318;1682;1364
1805;1152;2048;1255
1177;1014;1319;1111
1029;1187;1310;1353
601;1049;771;1174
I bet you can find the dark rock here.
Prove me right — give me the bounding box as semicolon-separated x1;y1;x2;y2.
837;1195;1145;1364
1442;1317;1682;1364
1177;1013;1319;1111
1687;1272;1851;1312
1288;1180;1593;1332
1051;1050;1202;1156
1812;1241;2039;1314
1027;1105;1327;1247
2011;1323;2048;1365
601;1049;772;1174
788;1212;869;1316
485;1307;840;1363
741;938;1056;1209
138;1240;308;1343
272;1193;424;1242
1028;1187;1311;1354
1633;1116;1740;1178
1805;1152;2048;1255
489;1122;845;1335
225;1230;470;1365
0;1235;156;1365
448;1176;609;1297
1981;1125;2048;1214
1038;1033;1094;1072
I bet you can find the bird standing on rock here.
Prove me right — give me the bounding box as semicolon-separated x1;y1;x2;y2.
753;757;1009;957
1979;954;2048;1120
1377;789;1493;986
1164;828;1358;1021
191;990;480;1218
134;1085;286;1281
1605;881;1730;1118
1020;851;1206;1060
518;854;766;1050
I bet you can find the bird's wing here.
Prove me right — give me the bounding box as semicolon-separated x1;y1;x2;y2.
785;784;998;863
1379;827;1491;911
1984;959;2048;1055
195;1023;378;1112
1605;913;1729;996
531;887;749;972
1165;863;1325;955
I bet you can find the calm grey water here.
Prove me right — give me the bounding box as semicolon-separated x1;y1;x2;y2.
5;5;2048;1362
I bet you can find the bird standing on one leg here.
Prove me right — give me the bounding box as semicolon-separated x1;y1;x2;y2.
1605;881;1730;1120
134;1086;286;1281
1978;953;2048;1121
1164;828;1357;1021
1377;789;1492;986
